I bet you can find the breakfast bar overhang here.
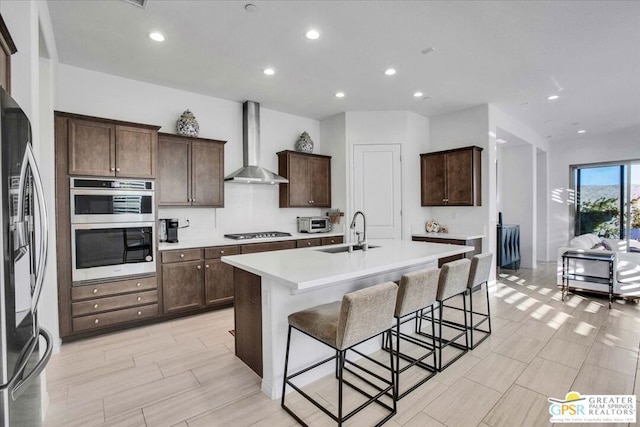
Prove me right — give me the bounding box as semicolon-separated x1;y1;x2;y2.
222;240;474;399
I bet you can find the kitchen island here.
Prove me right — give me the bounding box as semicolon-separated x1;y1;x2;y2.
222;239;473;398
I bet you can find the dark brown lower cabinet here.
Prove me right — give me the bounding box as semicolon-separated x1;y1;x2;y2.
162;260;204;313
205;259;234;306
412;236;482;267
234;268;262;377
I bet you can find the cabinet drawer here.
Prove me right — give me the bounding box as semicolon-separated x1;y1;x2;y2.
71;276;157;301
240;241;296;254
72;304;158;333
161;248;202;263
321;236;344;246
72;290;158;317
296;238;322;248
205;245;239;259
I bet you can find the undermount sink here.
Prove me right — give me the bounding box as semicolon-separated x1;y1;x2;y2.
317;245;380;254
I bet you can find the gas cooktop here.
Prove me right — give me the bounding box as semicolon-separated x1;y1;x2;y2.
224;231;292;240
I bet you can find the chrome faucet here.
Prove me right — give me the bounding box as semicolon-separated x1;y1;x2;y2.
350;211;368;251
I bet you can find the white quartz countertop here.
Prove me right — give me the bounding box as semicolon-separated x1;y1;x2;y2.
412;232;485;240
222;240;473;292
158;231;344;251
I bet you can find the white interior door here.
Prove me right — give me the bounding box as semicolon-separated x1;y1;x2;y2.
352;144;402;241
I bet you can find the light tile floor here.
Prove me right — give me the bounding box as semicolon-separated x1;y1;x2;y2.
44;263;640;426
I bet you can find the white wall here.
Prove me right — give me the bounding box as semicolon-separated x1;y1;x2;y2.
501;144;536;268
57;64;325;237
320;113;347;219
548;124;640;256
537;148;548;261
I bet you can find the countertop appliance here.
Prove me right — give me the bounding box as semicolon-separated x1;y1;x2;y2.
70;178;156;283
224;231;292;240
297;217;332;233
159;218;179;243
0;87;53;426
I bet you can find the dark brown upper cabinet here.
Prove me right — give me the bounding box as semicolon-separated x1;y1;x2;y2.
67;116;159;178
0;14;17;94
277;150;331;208
157;133;225;207
420;146;482;206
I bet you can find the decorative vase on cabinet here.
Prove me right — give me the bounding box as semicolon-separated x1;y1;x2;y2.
176;110;199;137
294;131;314;153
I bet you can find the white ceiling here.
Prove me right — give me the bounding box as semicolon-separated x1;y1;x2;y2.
47;0;640;143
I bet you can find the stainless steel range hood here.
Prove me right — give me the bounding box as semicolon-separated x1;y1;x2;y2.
224;101;289;184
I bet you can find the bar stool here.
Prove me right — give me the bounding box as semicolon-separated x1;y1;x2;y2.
467;253;493;349
383;267;440;400
420;258;471;371
281;282;398;426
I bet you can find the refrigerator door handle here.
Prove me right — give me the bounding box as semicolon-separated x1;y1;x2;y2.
16;143;49;313
10;327;53;401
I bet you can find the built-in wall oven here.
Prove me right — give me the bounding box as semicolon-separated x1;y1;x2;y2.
70;178;155;283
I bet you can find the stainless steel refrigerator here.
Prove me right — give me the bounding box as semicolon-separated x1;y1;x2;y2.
0;87;52;426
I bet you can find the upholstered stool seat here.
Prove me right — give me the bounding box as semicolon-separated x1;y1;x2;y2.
467;253;493;349
419;258;471;371
281;282;398;426
384;267;440;400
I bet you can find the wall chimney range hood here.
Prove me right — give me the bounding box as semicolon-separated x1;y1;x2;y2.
224;101;289;184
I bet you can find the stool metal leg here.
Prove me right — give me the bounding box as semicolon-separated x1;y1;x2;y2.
281;325;293;407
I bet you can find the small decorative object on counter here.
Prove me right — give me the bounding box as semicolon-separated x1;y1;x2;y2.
440;225;449;233
294;131;314;153
176;109;199;137
426;220;440;233
326;208;342;224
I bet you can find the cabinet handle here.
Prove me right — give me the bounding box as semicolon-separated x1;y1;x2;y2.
136;282;141;287
197;265;202;270
307;242;311;246
137;296;141;302
220;250;224;254
180;254;184;258
308;200;314;204
192;199;196;202
330;239;335;244
110;167;115;172
116;167;120;172
94;319;99;324
93;288;98;294
137;311;142;316
205;264;210;269
93;303;99;309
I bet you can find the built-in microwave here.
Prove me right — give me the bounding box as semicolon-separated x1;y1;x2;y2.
297;216;332;233
70;178;156;283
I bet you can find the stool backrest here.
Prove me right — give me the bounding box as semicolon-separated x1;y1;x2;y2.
395;268;440;317
337;282;398;350
437;258;471;301
468;253;493;288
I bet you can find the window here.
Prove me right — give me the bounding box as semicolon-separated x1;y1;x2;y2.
572;162;640;248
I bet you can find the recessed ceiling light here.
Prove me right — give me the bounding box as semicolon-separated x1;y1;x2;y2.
335;92;345;98
244;3;257;12
546;95;559;100
263;68;275;76
149;32;165;42
305;29;320;40
384;68;397;76
577;129;587;134
413;92;424;98
496;138;507;144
